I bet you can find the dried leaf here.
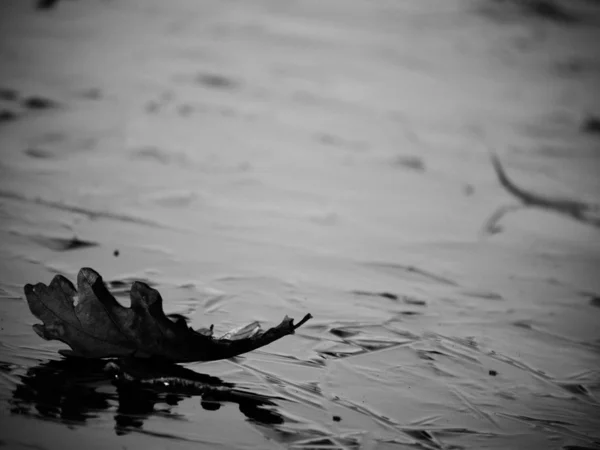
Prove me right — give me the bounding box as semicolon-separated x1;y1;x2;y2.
24;267;312;362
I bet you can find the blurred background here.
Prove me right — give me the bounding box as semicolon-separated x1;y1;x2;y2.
0;0;599;449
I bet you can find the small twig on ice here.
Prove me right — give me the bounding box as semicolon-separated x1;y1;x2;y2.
482;147;600;234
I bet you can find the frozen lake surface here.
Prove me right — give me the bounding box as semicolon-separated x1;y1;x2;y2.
0;0;599;448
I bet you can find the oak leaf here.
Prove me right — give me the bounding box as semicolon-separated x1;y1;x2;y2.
24;267;312;362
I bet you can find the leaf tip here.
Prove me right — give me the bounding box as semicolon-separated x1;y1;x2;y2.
78;267;102;286
23;284;37;302
49;274;76;293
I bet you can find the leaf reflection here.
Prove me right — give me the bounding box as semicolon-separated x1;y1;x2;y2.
10;357;284;435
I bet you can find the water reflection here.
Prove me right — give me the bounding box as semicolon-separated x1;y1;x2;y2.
10;357;284;434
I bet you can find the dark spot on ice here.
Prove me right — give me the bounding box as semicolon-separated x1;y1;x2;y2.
589;296;600;308
330;327;359;338
392;155;426;172
144;91;173;114
512;320;532;329
354;339;405;352
24;147;54;159
464;184;475;196
196;73;238;90
417;351;435;361
298;438;337;447
352;290;428;306
489;369;498;376
491;0;579;24
369;262;459;286
483;0;581;28
37;0;61;9
495;390;516;400
333;415;341;422
416;349;445;361
581;115;600;135
151;191;197;208
145;100;160;114
0;110;18;123
316;132;366;151
0;87;19;101
554;58;588;78
402;296;426;306
301;381;322;395
558;383;589;396
178;104;193;116
129;146;190;167
352;290;398;300
398;311;422;316
23;96;59;110
404;429;435;443
522;0;579;24
130;146;170;164
318;133;338;146
514;414;572;426
80;88;102;100
113;249;120;257
318;347;364;359
32;235;98;252
462;290;503;301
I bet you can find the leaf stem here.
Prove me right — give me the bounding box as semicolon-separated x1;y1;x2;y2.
292;313;313;331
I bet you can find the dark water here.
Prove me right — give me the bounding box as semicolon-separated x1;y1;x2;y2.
1;0;600;448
